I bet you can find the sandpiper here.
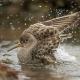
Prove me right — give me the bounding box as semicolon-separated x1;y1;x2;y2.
9;12;80;65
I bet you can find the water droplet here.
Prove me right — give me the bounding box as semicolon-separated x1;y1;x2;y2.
24;23;27;26
38;5;42;8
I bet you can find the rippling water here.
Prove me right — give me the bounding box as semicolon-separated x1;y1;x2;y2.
0;28;80;80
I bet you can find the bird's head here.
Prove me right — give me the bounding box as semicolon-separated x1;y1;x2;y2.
19;32;37;48
8;32;37;52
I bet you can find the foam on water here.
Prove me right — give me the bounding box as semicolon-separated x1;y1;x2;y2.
51;44;80;77
0;47;21;70
55;45;77;62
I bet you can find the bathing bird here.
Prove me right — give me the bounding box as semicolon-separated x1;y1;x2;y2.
11;12;80;65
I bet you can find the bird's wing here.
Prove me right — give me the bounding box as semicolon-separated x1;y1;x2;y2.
42;12;80;32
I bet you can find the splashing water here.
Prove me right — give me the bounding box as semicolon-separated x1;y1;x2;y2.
50;44;80;77
55;45;77;62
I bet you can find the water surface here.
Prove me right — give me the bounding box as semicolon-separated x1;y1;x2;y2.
0;28;80;80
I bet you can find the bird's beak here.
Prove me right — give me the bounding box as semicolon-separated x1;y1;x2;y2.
7;42;22;52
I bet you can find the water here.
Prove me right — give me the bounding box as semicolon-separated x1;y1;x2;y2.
0;28;80;80
56;45;77;62
0;41;80;80
21;43;80;80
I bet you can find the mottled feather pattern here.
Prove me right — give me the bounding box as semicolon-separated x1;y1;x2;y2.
21;24;60;64
18;11;80;65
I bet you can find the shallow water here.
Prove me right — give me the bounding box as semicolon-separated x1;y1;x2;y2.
0;42;80;80
0;28;80;80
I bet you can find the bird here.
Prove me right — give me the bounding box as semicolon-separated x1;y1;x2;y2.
10;11;80;66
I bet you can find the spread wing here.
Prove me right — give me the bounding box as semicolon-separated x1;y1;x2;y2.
23;12;80;65
42;12;80;32
25;12;80;38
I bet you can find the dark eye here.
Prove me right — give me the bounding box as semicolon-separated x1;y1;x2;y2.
20;36;28;44
25;39;28;42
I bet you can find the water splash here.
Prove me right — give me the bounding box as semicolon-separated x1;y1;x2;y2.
55;45;77;62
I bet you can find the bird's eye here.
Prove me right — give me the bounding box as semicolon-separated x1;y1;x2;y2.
25;39;28;42
20;36;29;44
23;39;28;43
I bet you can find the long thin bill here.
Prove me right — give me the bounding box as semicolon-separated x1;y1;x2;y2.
7;43;21;52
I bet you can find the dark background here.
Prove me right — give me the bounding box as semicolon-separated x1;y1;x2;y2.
0;0;80;41
0;0;80;27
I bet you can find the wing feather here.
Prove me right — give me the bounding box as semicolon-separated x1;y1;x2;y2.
42;12;80;31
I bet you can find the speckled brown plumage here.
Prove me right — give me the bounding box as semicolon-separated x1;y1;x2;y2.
18;12;80;65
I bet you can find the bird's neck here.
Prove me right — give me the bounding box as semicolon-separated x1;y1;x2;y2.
26;39;37;50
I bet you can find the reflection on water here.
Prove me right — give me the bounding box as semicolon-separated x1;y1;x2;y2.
21;65;69;80
0;28;80;80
